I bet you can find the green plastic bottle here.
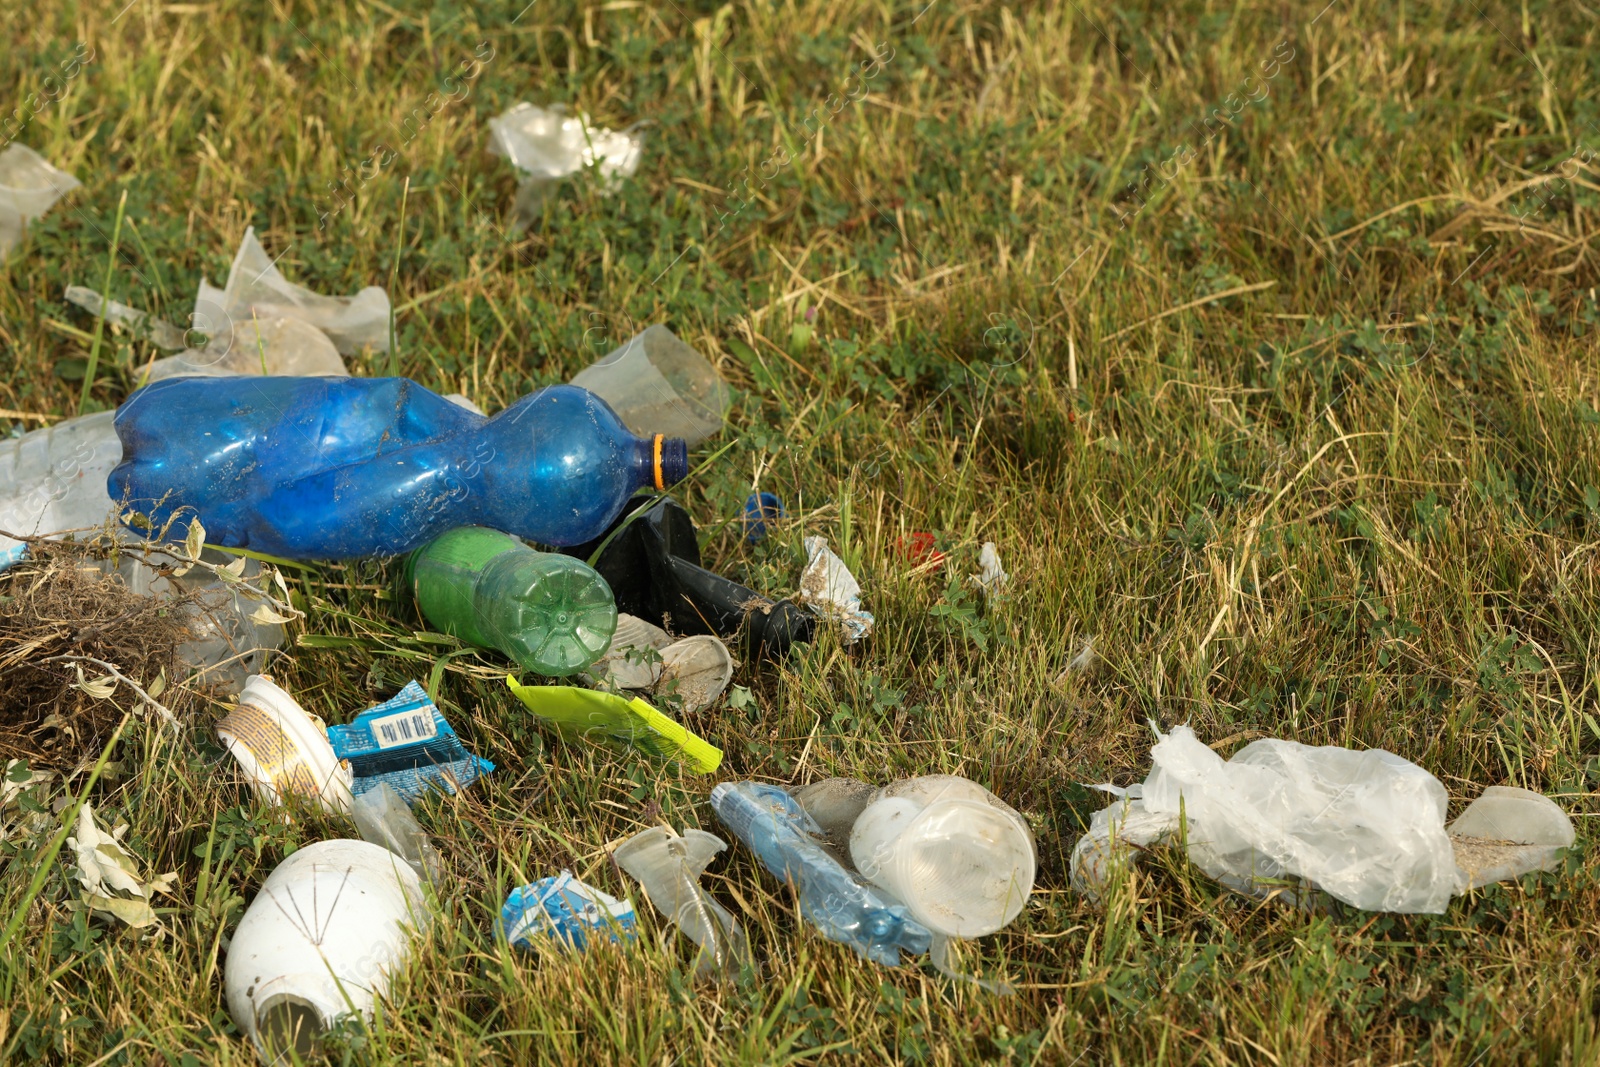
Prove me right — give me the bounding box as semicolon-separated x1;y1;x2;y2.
406;527;617;677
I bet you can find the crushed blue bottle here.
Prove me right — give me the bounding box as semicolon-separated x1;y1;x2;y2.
710;780;932;967
107;377;688;559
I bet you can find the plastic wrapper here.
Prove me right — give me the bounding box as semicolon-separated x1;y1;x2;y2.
488;102;642;224
503;679;721;773
195;226;390;355
798;536;874;643
501;871;637;952
0;144;78;256
351;781;444;884
328;681;494;803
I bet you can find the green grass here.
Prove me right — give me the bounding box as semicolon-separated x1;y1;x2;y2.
2;0;1600;1063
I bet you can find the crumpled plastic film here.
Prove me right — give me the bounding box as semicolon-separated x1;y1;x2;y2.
194;227;390;355
0;144;79;256
1073;725;1462;914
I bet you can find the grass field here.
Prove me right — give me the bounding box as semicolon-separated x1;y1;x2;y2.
2;0;1599;1063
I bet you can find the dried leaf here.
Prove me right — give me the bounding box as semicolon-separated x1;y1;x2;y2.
66;801;177;930
222;556;249;578
249;604;296;626
146;668;167;700
183;518;206;561
74;665;117;700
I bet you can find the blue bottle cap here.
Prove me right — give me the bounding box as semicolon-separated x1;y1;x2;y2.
742;492;786;544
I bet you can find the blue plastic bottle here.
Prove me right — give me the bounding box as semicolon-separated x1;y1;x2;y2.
108;377;689;559
710;781;933;966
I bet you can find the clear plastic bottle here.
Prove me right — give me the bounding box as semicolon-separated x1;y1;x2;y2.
710;781;932;967
109;377;689;558
406;526;617;677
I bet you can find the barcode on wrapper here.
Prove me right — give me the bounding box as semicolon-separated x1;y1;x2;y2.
370;708;439;749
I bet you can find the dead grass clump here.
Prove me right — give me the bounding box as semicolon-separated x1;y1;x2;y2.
0;540;200;769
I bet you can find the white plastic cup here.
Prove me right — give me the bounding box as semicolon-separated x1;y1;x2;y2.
848;775;1035;939
216;675;352;814
225;839;428;1062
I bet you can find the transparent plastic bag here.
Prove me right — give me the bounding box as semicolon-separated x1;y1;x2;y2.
0;144;78;256
1075;726;1461;914
487;103;642;225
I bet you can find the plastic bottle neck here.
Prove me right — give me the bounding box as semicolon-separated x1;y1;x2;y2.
632;435;689;491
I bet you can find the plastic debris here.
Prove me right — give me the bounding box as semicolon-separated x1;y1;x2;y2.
1448;785;1576;889
565;496;814;659
848;775;1034;940
614;825;750;978
0;410;124;571
501;870;637;952
711;780;932;967
407;526;617;677
110;378;689;558
328;681;494;804
798;536;874;643
1070;725;1575;913
0;143;79;257
216;675;354;814
570;325;729;447
972;541;1009;593
197;226;389;355
656;635;733;713
488;102;642;223
596;613;673;688
62;286;190;350
503;679;722;773
65;800;178;929
795;775;1033;992
351;781;445;884
896;532;946;569
742;492;785;544
225;840;429;1062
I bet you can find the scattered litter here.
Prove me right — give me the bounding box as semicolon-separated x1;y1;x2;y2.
614;825;750;978
711;780;931;967
656;635;733;713
0;143;78;257
225;840;429;1062
972;541;1009;593
568;496;813;659
500;870;637;952
328;681;494;804
595;613;672;689
488;102;642;223
196;226;389;355
570;325;729;447
896;532;946;569
113;379;687;559
351;781;444;884
408;527;617;677
504;679;722;773
742;492;785;544
798;536;874;643
215;675;353;815
1070;725;1576;913
66;800;178;929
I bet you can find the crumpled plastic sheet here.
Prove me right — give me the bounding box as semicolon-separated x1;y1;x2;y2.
798;536;874;643
488;102;641;186
0;144;79;257
1072;725;1462;914
194;226;390;355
